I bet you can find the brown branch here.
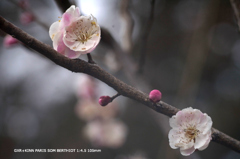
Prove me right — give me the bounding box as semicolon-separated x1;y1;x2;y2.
230;0;240;31
0;15;240;153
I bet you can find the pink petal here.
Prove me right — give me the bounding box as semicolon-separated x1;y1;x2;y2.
64;47;81;59
62;13;71;26
57;42;66;55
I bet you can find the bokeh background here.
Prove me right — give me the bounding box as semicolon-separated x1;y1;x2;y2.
0;0;240;159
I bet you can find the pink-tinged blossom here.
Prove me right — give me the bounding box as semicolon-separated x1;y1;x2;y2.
75;75;96;99
84;120;127;148
149;89;162;103
3;35;19;48
49;5;101;59
168;107;212;156
20;12;34;25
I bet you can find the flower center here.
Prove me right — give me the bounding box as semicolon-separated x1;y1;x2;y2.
72;19;98;44
184;126;199;142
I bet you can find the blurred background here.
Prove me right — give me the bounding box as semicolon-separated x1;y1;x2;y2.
0;0;240;158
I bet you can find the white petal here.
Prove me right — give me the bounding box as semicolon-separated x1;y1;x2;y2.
181;140;194;150
198;134;211;151
198;114;213;134
170;108;195;129
168;129;183;149
79;35;100;52
169;114;178;128
49;21;60;41
52;32;62;50
180;146;195;156
194;130;211;149
181;107;194;112
168;128;194;150
65;5;77;16
191;109;204;125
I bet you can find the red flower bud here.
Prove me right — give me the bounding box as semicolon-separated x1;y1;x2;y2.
98;96;111;106
149;89;162;103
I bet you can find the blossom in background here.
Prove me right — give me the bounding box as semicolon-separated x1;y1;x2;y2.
168;107;212;156
20;12;34;25
3;35;19;48
84;120;127;148
49;5;101;59
75;99;118;121
75;75;96;99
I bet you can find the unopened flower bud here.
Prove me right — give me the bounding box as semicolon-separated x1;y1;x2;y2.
149;89;162;103
3;35;19;48
99;96;111;106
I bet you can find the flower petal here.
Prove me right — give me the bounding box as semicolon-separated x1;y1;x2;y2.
168;129;183;149
53;32;62;51
198;114;213;134
168;129;194;150
198;134;211;151
60;5;81;29
194;130;211;149
64;47;81;59
49;21;60;41
65;5;80;17
180;146;195;156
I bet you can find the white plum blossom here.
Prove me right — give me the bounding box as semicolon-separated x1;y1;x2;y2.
168;107;212;156
49;5;101;59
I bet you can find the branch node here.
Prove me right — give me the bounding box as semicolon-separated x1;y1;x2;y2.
87;53;96;64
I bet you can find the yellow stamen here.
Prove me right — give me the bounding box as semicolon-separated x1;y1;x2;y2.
91;21;96;26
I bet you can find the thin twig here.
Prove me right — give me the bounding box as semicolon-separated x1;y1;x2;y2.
0;16;240;153
137;0;156;74
87;53;96;64
111;93;121;102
